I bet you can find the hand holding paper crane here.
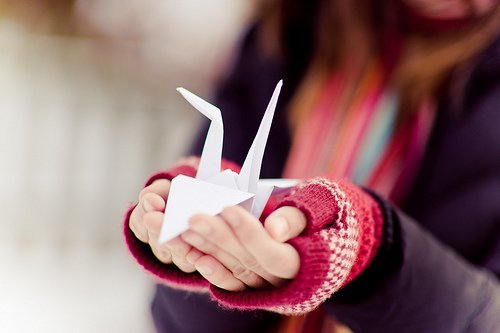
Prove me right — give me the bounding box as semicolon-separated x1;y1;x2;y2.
159;80;296;243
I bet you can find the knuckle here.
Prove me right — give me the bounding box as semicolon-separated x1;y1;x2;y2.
232;267;254;281
157;249;172;264
197;241;217;255
240;256;261;272
172;255;195;273
228;262;246;277
179;264;196;273
185;248;203;264
212;276;243;292
150;245;164;262
135;232;148;243
142;193;162;211
230;263;263;288
141;192;155;202
167;240;190;256
139;187;151;201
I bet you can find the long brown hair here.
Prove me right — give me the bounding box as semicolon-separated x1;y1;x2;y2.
257;0;500;128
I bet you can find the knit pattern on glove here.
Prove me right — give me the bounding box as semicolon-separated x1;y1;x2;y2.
124;159;383;314
209;177;383;315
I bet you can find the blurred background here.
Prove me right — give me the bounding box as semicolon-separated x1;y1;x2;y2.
0;1;254;331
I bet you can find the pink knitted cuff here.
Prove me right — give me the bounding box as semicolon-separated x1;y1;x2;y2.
209;177;384;315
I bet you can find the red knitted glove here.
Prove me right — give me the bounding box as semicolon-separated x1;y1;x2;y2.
123;157;241;291
124;159;384;314
209;177;384;315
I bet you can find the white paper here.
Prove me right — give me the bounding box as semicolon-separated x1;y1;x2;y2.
159;81;286;243
176;88;223;181
160;175;254;242
237;80;282;194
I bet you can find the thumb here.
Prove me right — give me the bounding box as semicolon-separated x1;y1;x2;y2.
264;206;307;242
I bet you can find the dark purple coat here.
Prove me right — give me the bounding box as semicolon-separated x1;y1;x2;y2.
150;28;500;333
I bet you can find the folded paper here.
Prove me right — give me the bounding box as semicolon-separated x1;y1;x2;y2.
159;80;297;243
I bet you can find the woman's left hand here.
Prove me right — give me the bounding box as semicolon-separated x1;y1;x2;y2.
180;205;307;291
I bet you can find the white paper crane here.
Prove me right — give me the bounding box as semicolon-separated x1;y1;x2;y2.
159;80;296;243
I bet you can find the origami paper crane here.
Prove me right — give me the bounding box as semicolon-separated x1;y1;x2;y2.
159;80;296;243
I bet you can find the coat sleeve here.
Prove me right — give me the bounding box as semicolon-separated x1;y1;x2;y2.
326;203;500;333
324;74;500;332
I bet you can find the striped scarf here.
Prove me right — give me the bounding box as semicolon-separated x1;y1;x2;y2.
278;59;435;332
283;59;435;205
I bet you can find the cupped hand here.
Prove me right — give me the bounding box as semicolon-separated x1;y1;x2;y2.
181;205;307;291
129;179;199;273
129;179;307;291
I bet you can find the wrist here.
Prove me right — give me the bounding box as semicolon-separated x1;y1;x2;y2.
277;177;384;285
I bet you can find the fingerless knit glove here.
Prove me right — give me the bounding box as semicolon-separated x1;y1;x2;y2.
124;159;384;314
210;177;383;314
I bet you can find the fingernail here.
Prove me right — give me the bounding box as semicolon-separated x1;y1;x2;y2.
197;263;213;275
143;199;153;212
272;217;288;239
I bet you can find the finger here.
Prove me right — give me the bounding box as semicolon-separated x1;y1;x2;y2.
185;247;204;265
129;205;149;243
181;229;265;288
141;192;166;213
264;206;307;242
130;179;170;243
148;233;173;264
143;211;164;235
139;179;171;201
188;214;256;268
129;192;166;242
194;255;246;291
221;206;301;280
166;236;196;273
188;214;281;286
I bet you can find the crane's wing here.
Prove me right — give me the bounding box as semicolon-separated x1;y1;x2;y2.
237;80;283;194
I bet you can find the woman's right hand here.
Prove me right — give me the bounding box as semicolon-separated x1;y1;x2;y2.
129;179;202;273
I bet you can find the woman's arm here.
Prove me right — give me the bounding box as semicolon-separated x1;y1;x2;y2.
326;73;500;332
329;206;500;333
